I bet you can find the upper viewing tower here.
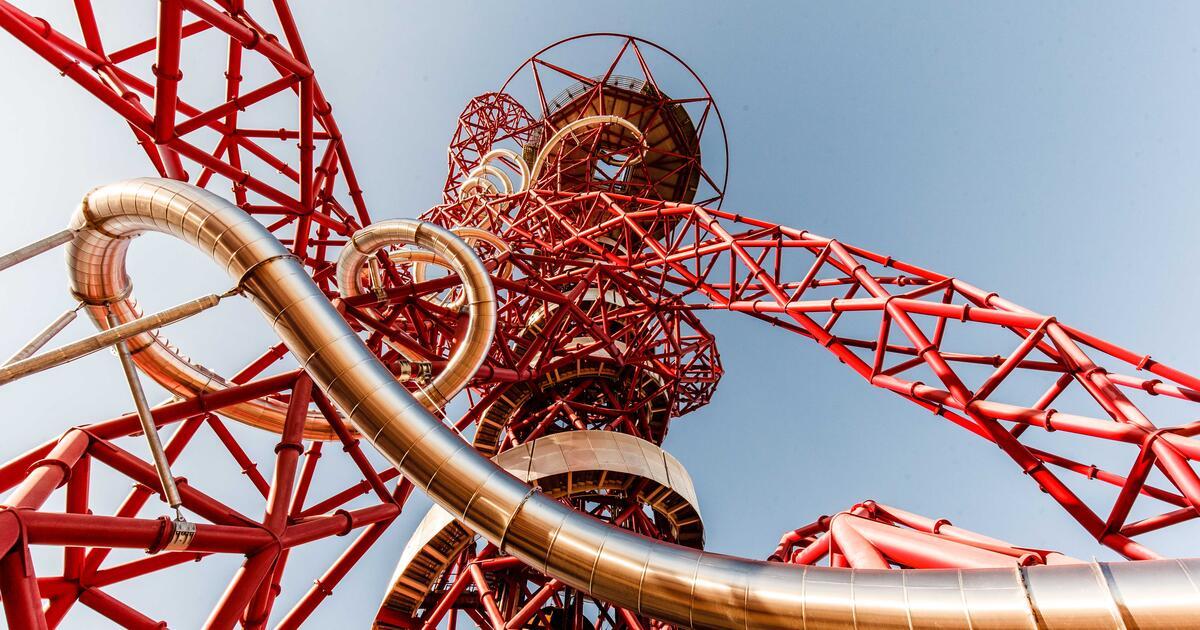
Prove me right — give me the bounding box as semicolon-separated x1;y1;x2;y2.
0;5;1196;629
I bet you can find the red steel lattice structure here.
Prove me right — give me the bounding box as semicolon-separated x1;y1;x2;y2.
0;3;1196;629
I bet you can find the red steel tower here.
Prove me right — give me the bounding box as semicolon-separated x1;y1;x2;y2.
0;4;1197;629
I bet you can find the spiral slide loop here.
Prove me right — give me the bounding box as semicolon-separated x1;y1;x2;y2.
68;184;332;439
528;114;648;189
336;219;497;410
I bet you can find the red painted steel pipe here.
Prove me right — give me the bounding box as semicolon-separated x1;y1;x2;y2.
80;370;297;444
0;4;152;130
310;387;394;504
828;514;889;569
175;0;310;77
505;579;563;629
86;437;249;526
79;586;165;629
151;0;183;147
280;503;400;548
63;454;89;581
0;442;53;495
276;521;391;629
849;516;1031;568
467;562;506;629
21;511;268;553
88;551;207;589
206;549;277;629
0;544;47;630
205;415;272;497
264;375;312;533
4;429;88;510
277;481;411;628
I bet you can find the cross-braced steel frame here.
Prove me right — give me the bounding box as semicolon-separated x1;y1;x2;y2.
0;3;1196;629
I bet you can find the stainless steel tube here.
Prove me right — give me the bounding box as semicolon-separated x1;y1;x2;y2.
335;219;496;410
528;114;647;187
72;178;1200;630
66;193;333;439
477;148;529;191
403;226;512;310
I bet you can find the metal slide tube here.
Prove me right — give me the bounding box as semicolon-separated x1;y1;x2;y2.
335;220;496;410
403;226;512;310
527;115;648;188
70;179;1200;630
478;148;529;191
466;164;513;195
66;201;333;439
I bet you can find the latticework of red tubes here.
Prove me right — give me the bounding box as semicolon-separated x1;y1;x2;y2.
768;501;1080;570
0;2;1196;629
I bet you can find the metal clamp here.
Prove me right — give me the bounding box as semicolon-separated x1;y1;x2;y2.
396;361;433;384
164;517;196;552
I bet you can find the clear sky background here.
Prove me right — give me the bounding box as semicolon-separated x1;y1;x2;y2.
1;2;1199;627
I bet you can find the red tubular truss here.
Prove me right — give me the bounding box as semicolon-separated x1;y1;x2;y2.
0;369;413;628
769;501;1080;570
0;3;1196;628
0;0;369;282
459;188;1200;559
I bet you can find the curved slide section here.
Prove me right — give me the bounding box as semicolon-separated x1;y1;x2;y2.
378;430;704;620
69;178;1200;630
334;219;496;411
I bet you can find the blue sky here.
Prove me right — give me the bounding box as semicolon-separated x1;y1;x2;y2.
1;2;1198;626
